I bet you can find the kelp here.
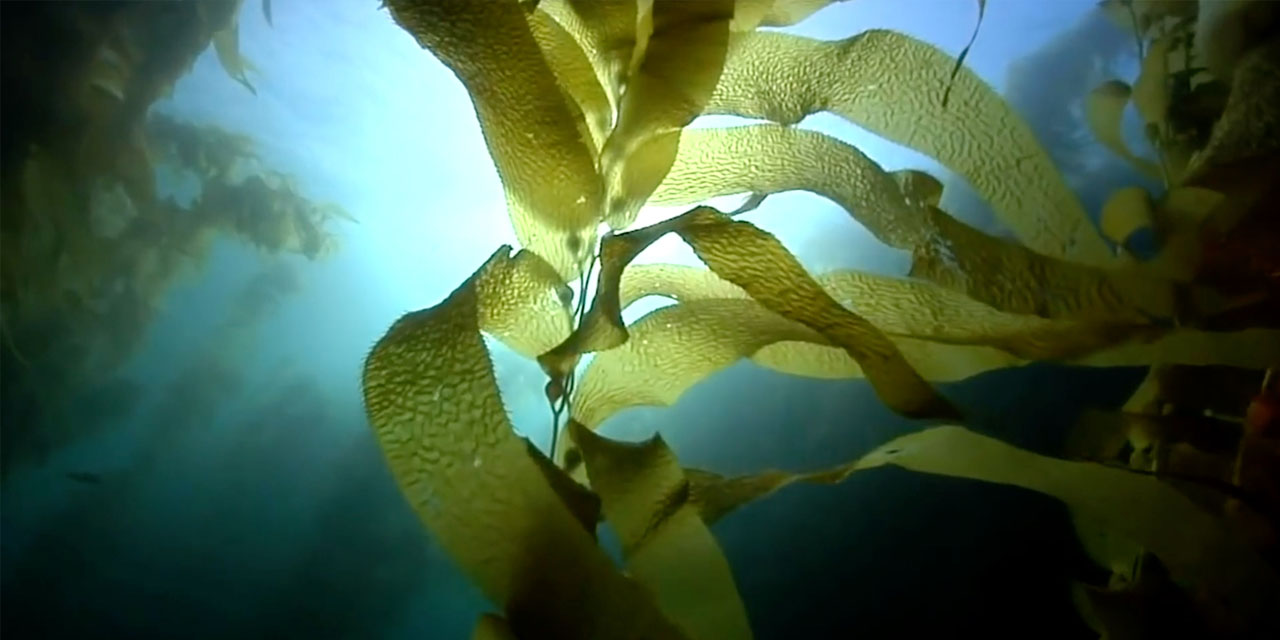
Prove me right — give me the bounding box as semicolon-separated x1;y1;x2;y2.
386;0;603;280
362;247;687;639
570;424;752;640
650;125;1178;323
360;1;1280;636
0;1;344;475
545;206;959;421
703;29;1113;263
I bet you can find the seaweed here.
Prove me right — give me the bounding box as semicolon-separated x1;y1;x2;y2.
353;0;1280;635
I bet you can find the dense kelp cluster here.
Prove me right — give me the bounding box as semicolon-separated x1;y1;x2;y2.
361;0;1280;637
361;0;1279;636
0;0;347;475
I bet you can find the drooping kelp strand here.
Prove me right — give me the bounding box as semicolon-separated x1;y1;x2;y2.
362;246;687;639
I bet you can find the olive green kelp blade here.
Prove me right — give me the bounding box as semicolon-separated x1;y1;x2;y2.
571;423;753;640
670;207;958;419
651;125;1177;322
385;0;603;280
704;29;1113;264
677;426;1280;629
600;0;734;229
362;246;686;639
856;426;1280;629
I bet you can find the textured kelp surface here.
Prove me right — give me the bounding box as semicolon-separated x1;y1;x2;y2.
366;0;1280;636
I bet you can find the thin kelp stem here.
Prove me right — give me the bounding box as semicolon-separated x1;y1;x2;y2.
547;244;601;461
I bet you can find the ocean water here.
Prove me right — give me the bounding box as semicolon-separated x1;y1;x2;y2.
0;0;1175;637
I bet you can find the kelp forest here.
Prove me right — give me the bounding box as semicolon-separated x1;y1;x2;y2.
3;0;1280;638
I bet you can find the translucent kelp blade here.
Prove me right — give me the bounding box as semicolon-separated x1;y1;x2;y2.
855;426;1280;626
570;424;753;640
539;0;639;110
619;263;1147;362
600;0;734;229
685;468;795;525
362;246;686;639
704;30;1113;263
478;249;574;358
537;217;682;383
570;298;836;428
731;0;843;31
1086;81;1162;179
891;169;944;208
650;126;1172;322
671;207;959;419
619;263;750;309
527;9;612;153
385;0;603;280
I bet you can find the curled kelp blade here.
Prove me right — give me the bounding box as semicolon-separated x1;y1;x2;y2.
362;246;686;639
527;8;612;153
386;0;603;280
1086;80;1163;179
569;298;838;428
599;0;734;229
537;216;685;385
538;0;640;113
570;423;753;640
856;425;1280;628
650;125;1173;323
704;29;1113;264
670;206;958;419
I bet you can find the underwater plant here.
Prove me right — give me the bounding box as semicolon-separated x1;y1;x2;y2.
360;0;1279;637
0;0;350;476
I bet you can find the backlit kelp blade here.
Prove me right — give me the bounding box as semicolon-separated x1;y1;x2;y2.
571;423;753;640
385;0;603;280
362;247;686;639
704;29;1113;264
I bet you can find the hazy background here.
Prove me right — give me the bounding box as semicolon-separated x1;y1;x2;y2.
2;0;1152;637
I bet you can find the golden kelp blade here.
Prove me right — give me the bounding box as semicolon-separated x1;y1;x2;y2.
570;298;838;428
854;425;1280;627
671;207;959;419
620;262;1145;362
527;9;612;153
685;468;795;526
1085;81;1162;179
539;0;640;111
619;263;751;309
362;246;685;639
651;125;1170;322
891;169;944;208
385;0;602;280
705;30;1113;264
570;423;753;640
731;0;842;31
600;0;734;229
477;249;574;358
537;217;681;383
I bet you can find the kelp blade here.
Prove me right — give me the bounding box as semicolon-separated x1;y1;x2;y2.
571;423;753;640
704;29;1112;263
386;0;603;280
362;246;685;639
